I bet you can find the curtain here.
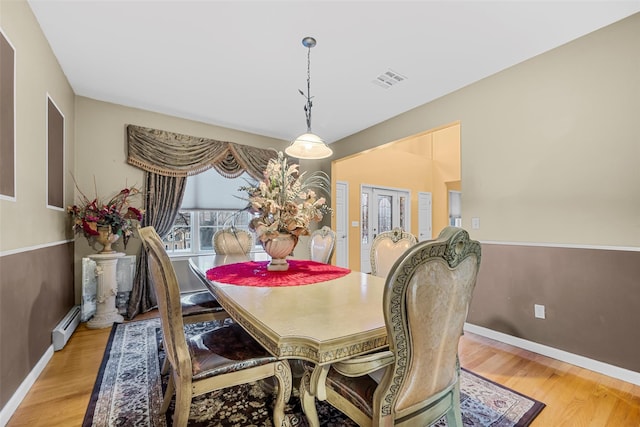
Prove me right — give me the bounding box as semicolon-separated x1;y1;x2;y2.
127;173;186;318
125;124;278;319
126;124;275;180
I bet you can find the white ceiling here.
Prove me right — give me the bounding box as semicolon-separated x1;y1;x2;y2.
28;1;640;144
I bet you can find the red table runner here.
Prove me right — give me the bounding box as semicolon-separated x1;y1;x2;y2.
206;259;351;287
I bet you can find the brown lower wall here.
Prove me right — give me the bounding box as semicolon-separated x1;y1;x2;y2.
0;242;74;408
468;243;640;373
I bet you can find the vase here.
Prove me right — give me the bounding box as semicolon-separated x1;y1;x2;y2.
262;232;297;271
95;225;120;254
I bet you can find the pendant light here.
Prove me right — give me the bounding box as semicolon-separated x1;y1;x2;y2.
285;36;333;159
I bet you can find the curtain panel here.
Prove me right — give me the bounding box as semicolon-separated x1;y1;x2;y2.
128;173;186;318
125;124;277;318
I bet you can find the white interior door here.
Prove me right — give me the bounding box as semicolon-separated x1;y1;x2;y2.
335;181;348;268
418;192;432;242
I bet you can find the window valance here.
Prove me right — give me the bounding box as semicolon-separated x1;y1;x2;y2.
126;124;276;180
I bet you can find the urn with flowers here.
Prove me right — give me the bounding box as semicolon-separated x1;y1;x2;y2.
67;183;144;253
240;151;331;271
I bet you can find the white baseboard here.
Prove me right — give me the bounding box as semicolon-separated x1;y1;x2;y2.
0;345;54;427
464;323;640;386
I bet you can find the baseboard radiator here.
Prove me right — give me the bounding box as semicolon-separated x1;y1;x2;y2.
52;305;81;351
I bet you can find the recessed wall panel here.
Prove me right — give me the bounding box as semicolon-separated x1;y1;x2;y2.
0;28;15;199
47;96;64;209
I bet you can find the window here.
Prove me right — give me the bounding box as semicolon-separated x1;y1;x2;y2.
377;195;392;233
448;191;462;226
164;169;259;255
361;192;369;245
163;211;192;253
163;209;257;254
399;195;406;230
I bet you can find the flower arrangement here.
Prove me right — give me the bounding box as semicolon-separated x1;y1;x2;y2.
67;182;144;249
239;151;331;243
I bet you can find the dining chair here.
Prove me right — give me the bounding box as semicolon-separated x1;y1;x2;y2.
212;227;255;255
369;227;417;278
308;226;336;264
300;226;481;427
158;260;229;376
178;227;255;327
139;226;292;427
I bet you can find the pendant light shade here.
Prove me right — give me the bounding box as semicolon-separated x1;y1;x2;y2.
286;132;333;159
285;36;333;160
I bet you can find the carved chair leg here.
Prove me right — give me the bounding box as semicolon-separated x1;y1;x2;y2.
300;369;320;427
272;361;292;427
310;364;330;400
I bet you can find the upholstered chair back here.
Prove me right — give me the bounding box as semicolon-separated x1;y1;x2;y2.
309;226;336;264
213;228;254;255
370;227;417;278
300;226;481;427
376;226;481;424
139;226;191;381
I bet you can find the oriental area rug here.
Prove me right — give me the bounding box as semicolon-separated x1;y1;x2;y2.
83;319;545;427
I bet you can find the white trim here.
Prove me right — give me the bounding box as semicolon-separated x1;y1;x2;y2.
479;240;640;252
0;239;72;258
464;323;640;386
0;345;53;426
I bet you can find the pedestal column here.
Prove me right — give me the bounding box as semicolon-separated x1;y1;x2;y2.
87;252;125;329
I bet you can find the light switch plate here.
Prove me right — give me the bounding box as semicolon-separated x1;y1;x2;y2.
471;217;480;229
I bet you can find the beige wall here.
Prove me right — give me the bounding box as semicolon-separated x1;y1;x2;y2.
0;0;76;252
329;13;640;248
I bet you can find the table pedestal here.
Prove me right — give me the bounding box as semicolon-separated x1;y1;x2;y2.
87;252;125;329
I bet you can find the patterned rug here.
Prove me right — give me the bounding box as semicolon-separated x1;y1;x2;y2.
83;319;545;427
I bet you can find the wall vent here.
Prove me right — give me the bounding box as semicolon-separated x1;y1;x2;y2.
52;305;81;351
372;69;407;89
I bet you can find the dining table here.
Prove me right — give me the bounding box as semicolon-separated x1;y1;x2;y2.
188;253;389;414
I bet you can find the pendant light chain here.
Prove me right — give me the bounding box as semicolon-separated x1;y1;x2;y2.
304;44;313;132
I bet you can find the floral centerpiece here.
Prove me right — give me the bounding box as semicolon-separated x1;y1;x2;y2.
67;182;144;253
239;151;331;270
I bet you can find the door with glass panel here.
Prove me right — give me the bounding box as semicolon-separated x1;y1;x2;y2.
360;186;410;273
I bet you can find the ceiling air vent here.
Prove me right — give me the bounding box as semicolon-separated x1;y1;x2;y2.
372;69;407;89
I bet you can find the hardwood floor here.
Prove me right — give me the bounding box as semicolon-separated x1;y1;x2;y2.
7;313;640;426
459;333;640;426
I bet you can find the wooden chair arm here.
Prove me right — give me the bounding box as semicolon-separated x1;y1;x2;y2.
332;351;395;377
